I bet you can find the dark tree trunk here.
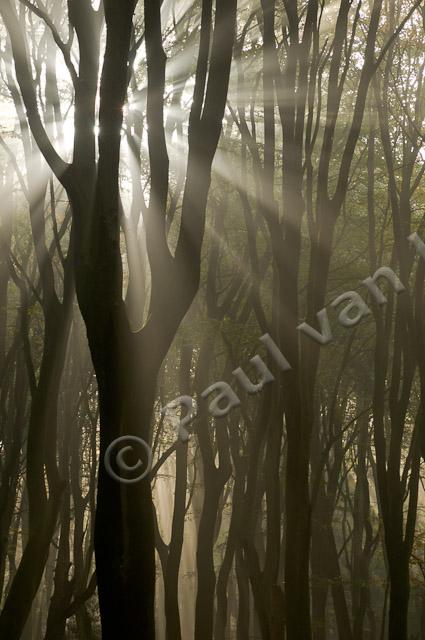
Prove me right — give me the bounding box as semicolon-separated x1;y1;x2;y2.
164;342;192;640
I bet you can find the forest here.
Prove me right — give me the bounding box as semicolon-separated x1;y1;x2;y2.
1;0;425;638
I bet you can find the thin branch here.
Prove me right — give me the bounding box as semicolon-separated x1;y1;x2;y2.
374;0;423;71
18;0;78;87
0;134;29;200
0;0;71;185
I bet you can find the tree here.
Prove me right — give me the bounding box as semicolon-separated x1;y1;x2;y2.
0;0;236;636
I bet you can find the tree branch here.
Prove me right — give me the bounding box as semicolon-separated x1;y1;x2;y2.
18;0;78;87
0;0;71;186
